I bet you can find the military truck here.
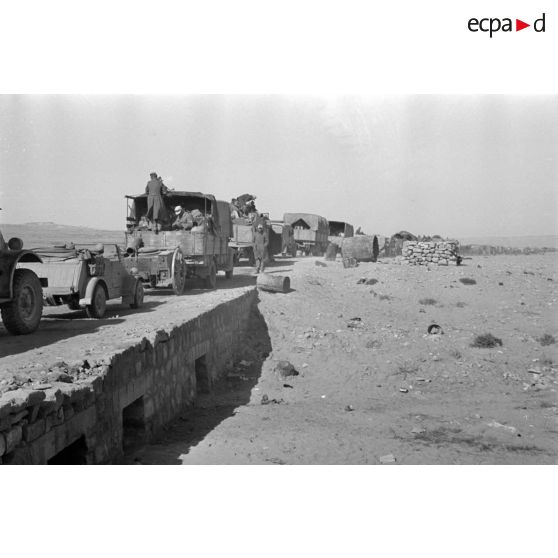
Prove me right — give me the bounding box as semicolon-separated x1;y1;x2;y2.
283;213;329;256
124;191;234;293
328;220;354;245
23;244;144;319
268;220;296;258
0;227;44;335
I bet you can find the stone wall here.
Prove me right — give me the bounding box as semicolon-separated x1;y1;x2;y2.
402;241;460;266
0;288;258;465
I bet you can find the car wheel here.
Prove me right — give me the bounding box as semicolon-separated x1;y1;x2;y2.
130;280;144;309
85;283;107;319
1;269;43;335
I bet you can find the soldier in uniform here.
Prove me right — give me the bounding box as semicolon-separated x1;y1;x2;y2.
172;206;194;230
145;171;168;233
253;223;269;274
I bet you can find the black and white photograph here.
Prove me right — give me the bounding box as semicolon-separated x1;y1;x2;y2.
0;1;556;557
1;94;556;466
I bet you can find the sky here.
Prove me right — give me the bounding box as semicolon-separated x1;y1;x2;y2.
0;94;556;238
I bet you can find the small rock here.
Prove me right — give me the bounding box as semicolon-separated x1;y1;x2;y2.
344;405;354;412
399;388;409;393
379;454;396;464
274;361;299;378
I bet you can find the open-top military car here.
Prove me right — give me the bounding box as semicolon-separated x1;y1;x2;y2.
0;227;44;335
124;191;234;294
22;244;144;319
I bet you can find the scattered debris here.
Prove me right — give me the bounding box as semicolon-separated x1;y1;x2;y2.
274;361;299;378
260;394;284;405
471;333;503;348
344;405;354;412
419;298;437;306
342;258;359;268
498;282;504;286
427;324;443;335
459;278;477;285
537;334;556;346
399;388;409;393
379;454;396;464
347;317;363;329
411;427;426;435
283;383;294;389
487;421;518;434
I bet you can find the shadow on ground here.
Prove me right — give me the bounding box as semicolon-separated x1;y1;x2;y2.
123;298;273;464
0;300;164;358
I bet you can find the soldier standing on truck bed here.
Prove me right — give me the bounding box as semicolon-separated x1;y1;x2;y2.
145;171;168;234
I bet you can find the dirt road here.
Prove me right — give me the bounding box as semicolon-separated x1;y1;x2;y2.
0;270;256;385
123;254;558;465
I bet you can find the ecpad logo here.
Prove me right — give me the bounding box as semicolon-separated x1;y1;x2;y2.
468;13;546;37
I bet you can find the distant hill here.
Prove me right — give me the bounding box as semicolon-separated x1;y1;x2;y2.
457;235;558;249
1;222;124;249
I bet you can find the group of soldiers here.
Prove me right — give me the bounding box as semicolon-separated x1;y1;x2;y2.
230;194;257;221
143;173;268;273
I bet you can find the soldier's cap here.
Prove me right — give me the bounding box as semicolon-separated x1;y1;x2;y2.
257;224;264;229
174;206;182;213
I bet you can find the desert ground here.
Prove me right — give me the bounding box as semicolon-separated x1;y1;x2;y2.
1;252;557;464
124;253;557;465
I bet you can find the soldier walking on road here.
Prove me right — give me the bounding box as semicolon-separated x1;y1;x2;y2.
145;171;168;233
253;223;268;274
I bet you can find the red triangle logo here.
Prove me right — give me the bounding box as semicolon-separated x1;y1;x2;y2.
516;19;530;31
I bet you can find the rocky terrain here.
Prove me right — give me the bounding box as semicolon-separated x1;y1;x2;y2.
121;253;557;464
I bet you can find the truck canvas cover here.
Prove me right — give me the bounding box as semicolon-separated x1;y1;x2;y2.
283;213;329;234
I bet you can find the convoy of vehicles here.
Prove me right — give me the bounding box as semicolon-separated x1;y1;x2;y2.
1;180;350;335
123;191;234;294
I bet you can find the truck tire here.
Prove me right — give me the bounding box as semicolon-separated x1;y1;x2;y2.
85;283;107;319
171;248;186;295
1;269;43;335
204;259;217;289
130;280;144;309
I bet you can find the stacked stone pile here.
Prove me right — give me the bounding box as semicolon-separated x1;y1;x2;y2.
402;241;460;266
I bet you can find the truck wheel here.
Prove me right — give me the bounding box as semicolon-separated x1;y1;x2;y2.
130;280;144;309
204;259;217;289
171;248;186;295
247;247;256;267
225;250;234;279
1;269;43;335
85;283;107;319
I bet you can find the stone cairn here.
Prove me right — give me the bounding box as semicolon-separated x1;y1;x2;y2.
402;240;460;266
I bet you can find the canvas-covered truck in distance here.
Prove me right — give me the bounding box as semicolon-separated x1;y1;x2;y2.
328;220;354;246
283;213;329;256
0;226;44;335
124;191;234;294
22;244;144;319
268;220;296;259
